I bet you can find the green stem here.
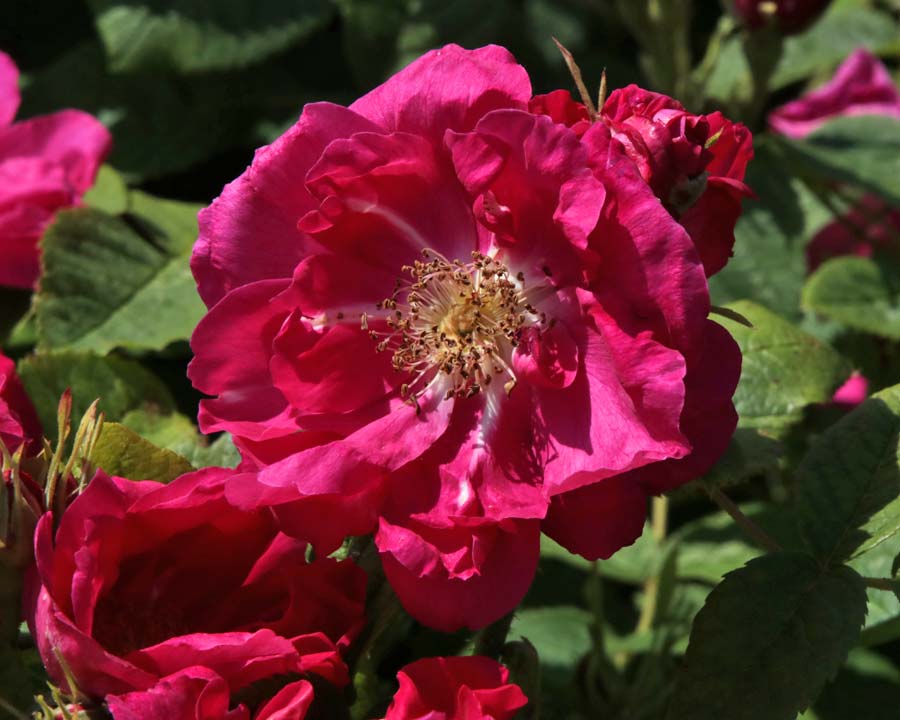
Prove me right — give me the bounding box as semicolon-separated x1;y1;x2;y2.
706;486;782;553
473;612;514;660
635;496;669;634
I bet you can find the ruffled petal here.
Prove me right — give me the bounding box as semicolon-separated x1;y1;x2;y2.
350;44;531;142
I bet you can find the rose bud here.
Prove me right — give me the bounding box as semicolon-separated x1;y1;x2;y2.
733;0;832;35
381;656;528;720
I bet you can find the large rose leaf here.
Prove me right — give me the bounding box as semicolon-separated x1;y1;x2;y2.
666;553;867;720
797;384;900;564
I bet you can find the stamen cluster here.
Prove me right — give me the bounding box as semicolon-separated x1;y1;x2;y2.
364;251;544;402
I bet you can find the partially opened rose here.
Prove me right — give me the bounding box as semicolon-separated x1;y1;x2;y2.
0;51;111;289
382;656;527;720
190;44;741;630
769;48;900;138
28;468;366;713
530;85;754;276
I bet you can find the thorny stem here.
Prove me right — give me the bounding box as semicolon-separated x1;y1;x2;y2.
635;496;669;634
705;485;783;553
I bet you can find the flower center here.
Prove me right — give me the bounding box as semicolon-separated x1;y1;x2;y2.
364;251;546;406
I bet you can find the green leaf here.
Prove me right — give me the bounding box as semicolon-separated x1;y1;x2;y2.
713;301;850;437
802;256;900;341
83;164;128;215
803;649;900;720
16;351;174;433
595;522;660;585
772;4;898;89
699;428;783;490
120;409;240;469
666;553;867;720
797;384;900;564
849;533;900;641
780;116;900;206
35;205;205;354
92;422;194;482
88;0;333;73
510;605;592;669
709;139;832;320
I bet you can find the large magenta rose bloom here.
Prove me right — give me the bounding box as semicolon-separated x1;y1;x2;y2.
190;45;740;630
733;0;831;34
382;656;527;720
0;52;111;289
28;468;366;715
769;49;900;139
531;85;754;277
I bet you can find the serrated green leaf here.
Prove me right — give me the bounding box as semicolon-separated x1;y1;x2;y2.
714;301;850;436
92;422;194;482
35;206;205;354
802;256;900;340
779;116;900;206
88;0;333;74
16;351;174;432
849;533;900;641
666;553;867;720
797;385;900;564
802;648;900;720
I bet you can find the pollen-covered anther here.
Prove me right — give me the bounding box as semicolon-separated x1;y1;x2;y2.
364;250;546;402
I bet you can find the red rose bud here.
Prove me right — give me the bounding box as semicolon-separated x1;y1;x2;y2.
600;85;754;277
382;656;528;720
27;468;367;711
733;0;832;35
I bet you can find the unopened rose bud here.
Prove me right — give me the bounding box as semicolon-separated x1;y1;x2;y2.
733;0;832;35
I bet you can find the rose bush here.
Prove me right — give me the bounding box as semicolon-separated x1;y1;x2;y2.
27;467;366;715
381;656;527;720
0;51;111;289
189;44;744;630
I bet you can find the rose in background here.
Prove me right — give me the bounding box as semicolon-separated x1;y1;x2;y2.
189;45;744;630
769;48;900;139
28;467;366;717
0;350;42;457
733;0;832;35
0;51;111;289
381;656;527;720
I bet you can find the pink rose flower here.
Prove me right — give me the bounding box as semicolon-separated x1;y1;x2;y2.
0;51;111;289
733;0;831;34
530;85;754;277
832;372;868;408
106;668;314;720
0;350;41;455
27;468;366;711
381;656;527;720
769;49;900;139
190;45;740;630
